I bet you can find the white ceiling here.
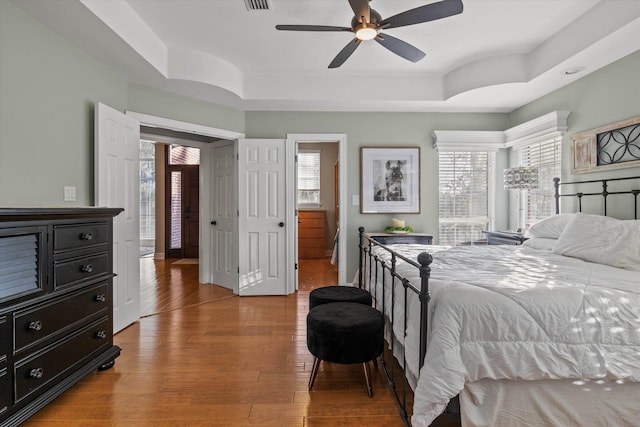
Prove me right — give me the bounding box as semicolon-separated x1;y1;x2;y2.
15;0;640;113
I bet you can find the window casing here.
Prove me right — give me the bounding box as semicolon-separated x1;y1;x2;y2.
297;150;321;207
515;137;561;224
438;151;495;246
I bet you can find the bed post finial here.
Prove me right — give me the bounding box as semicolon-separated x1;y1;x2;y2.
553;177;560;214
417;252;433;369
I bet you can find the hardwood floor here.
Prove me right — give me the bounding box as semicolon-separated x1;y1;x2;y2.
139;257;233;317
23;258;459;426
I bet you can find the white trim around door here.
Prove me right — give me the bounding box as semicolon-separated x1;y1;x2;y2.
126;111;244;286
286;134;348;286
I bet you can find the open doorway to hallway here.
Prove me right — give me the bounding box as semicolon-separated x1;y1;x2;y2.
296;141;339;286
139;135;204;261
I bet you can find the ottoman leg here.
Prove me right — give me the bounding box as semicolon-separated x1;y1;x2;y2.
363;361;373;397
309;356;321;390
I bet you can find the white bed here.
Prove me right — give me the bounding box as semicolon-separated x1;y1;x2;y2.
359;212;640;427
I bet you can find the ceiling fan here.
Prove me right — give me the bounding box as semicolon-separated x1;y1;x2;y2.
275;0;463;68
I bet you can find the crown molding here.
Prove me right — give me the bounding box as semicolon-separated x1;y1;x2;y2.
433;110;571;152
504;110;571;148
432;130;505;152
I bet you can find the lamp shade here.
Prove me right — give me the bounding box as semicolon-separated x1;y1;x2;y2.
503;166;539;190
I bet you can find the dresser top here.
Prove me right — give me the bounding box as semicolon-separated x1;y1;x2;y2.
0;207;124;221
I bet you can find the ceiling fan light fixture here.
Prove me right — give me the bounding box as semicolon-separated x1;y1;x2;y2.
355;23;378;41
275;0;463;68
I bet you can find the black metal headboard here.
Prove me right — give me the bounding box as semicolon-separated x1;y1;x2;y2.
553;175;640;219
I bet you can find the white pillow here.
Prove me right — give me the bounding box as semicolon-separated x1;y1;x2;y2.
525;213;575;239
522;237;557;251
552;213;640;269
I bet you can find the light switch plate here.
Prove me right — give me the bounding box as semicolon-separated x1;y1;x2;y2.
64;186;76;202
352;195;359;206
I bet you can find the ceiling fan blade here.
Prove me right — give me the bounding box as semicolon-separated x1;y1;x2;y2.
348;0;370;24
380;0;463;29
276;25;351;32
375;33;426;63
328;38;362;68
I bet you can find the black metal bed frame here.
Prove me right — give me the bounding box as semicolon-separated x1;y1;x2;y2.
358;227;432;426
357;174;640;426
554;175;640;218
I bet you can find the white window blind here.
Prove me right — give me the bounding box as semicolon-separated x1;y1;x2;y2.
519;137;561;224
439;152;492;246
297;151;320;205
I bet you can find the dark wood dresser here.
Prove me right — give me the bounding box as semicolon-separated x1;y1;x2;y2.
482;230;528;245
0;207;122;426
298;210;327;259
364;232;433;246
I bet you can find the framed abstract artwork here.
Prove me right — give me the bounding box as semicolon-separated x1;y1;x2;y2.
360;147;420;214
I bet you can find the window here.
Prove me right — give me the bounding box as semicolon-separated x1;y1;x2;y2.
517;137;561;224
439;151;494;246
297;150;321;206
140;140;156;255
169;144;200;165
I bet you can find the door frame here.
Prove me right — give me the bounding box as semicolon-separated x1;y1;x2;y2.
286;134;347;286
126;111;244;284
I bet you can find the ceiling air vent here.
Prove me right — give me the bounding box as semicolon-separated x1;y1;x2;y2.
244;0;271;11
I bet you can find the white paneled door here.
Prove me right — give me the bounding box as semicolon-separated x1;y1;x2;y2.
95;102;140;333
237;139;289;295
210;142;236;290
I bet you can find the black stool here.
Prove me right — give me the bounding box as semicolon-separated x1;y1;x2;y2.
306;302;384;397
309;285;372;310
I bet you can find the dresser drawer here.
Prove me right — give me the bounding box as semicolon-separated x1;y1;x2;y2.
299;210;325;219
54;222;108;253
14;316;110;403
14;283;109;352
371;234;433;245
298;227;325;239
54;252;110;289
0;315;7;414
0;363;8;417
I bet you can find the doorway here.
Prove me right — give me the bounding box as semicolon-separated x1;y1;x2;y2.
296;142;339;285
166;144;200;258
288;134;347;286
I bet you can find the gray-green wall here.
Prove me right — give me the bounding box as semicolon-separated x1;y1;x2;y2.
509;50;640;182
508;50;640;219
0;0;127;206
0;1;243;206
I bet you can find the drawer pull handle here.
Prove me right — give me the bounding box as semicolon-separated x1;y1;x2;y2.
95;330;107;339
95;294;107;302
81;232;93;241
28;320;43;331
29;368;44;379
81;264;94;273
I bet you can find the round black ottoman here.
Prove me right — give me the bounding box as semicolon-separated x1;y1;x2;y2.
306;302;384;397
308;286;372;310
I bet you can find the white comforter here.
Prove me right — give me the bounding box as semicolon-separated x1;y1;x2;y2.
368;244;640;427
